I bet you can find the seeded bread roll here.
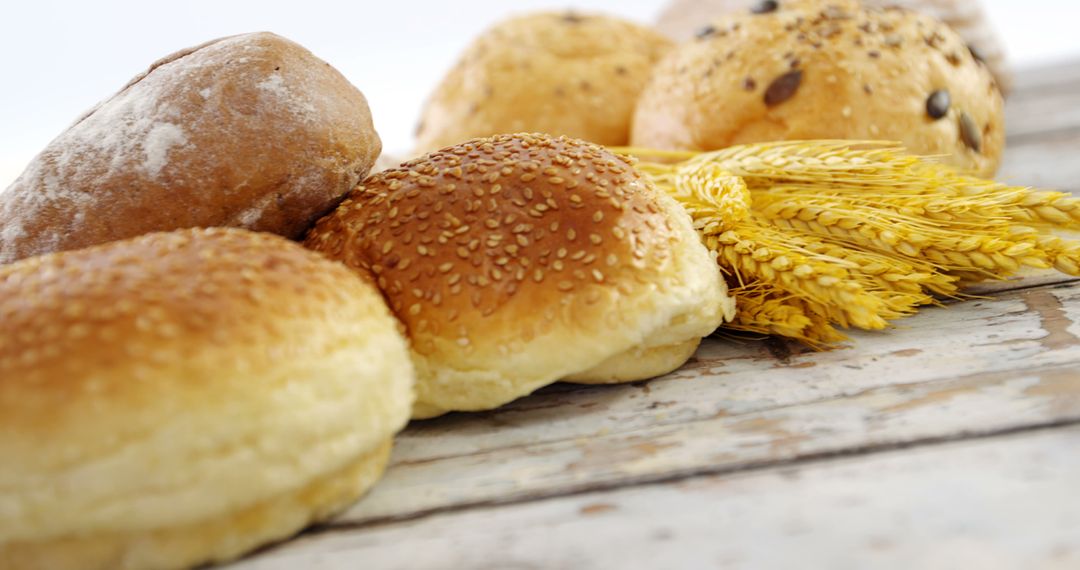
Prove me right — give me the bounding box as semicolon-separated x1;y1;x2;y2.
414;12;672;153
305;133;735;418
0;32;380;264
0;228;413;570
632;0;1004;177
655;0;1011;93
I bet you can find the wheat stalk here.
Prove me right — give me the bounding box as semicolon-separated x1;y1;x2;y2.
615;140;1080;347
724;282;848;346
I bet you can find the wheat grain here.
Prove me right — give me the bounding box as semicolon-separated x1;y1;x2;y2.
711;223;891;330
616;140;1080;346
725;283;848;346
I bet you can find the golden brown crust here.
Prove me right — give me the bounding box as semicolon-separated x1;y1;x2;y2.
309;134;677;344
0;228;414;567
0;228;377;420
654;0;1011;93
633;0;1005;177
306;133;732;416
415;12;672;152
0;32;380;264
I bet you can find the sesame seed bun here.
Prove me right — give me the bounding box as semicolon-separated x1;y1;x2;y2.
0;228;413;570
633;0;1005;177
0;32;381;264
414;12;672;153
305;133;735;419
655;0;1011;94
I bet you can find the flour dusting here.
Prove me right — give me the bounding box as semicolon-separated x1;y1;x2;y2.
0;31;375;261
0;221;26;261
142;123;188;177
257;74;287;97
258;73;317;118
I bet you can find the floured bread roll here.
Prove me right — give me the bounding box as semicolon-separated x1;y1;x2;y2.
414;12;672;152
306;133;735;419
634;0;1004;177
654;0;1010;93
0;228;413;570
0;32;380;264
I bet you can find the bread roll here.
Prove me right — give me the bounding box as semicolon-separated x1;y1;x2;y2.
0;32;380;265
633;0;1004;177
414;12;672;153
0;228;413;570
654;0;1011;93
305;133;735;419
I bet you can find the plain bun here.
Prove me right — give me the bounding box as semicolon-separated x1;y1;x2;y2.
306;133;735;418
0;32;381;264
415;12;672;152
633;0;1004;177
0;228;413;570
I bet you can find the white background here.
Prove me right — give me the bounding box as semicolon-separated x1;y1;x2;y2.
1;1;1078;188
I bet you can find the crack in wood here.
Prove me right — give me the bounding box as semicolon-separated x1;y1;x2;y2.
388;290;1080;469
365;362;1080;531
1023;289;1080;351
307;416;1080;538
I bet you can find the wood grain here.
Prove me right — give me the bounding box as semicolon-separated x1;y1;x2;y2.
234;427;1080;570
300;281;1080;527
1006;62;1080;141
999;127;1080;193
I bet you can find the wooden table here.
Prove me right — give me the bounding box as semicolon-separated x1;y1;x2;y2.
230;61;1080;569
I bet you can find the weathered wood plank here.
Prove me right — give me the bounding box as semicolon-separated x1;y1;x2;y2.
232;426;1080;570
962;272;1079;296
300;281;1080;526
998;126;1080;193
1010;60;1080;97
1005;65;1080;141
